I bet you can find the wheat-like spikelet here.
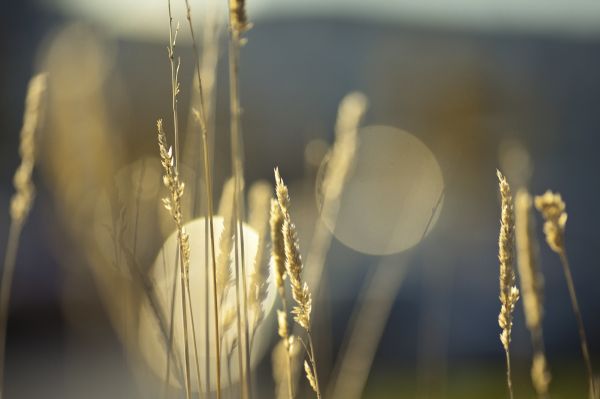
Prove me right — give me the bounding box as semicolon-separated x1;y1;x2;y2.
274;169;312;332
228;0;250;34
157;120;191;276
497;170;519;349
157;123;182;220
9;74;46;223
305;360;318;393
516;190;550;397
0;73;47;399
535;190;595;397
270;196;294;398
271;199;287;290
497;170;519;399
274;168;322;398
157;118;193;399
534;191;567;254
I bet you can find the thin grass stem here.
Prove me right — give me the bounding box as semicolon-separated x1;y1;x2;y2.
227;23;252;399
506;349;514;399
0;222;24;399
181;1;222;396
558;250;595;397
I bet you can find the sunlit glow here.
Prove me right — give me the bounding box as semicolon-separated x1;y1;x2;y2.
138;217;277;391
317;125;444;255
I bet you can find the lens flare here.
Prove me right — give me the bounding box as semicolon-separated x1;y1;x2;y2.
317;125;444;255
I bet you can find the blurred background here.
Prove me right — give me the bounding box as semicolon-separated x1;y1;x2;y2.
1;0;600;398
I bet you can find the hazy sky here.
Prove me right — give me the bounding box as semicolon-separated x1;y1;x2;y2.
48;0;600;40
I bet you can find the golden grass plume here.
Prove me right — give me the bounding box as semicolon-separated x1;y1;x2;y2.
0;73;47;399
497;170;519;399
274;168;322;398
535;190;595;398
516;190;551;397
535;191;567;254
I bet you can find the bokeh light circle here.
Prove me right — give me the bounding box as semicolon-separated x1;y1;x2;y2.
317;125;444;255
138;217;277;391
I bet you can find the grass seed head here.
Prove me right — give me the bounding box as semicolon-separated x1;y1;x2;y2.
535;190;567;253
497;170;519;351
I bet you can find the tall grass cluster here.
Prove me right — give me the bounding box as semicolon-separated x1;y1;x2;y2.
0;1;598;399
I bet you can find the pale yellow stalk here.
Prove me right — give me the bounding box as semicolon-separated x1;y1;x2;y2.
271;198;294;398
157;119;192;399
226;0;252;396
181;0;222;395
0;74;47;399
274;168;322;399
497;170;520;399
515;190;550;398
247;181;272;345
535;191;595;398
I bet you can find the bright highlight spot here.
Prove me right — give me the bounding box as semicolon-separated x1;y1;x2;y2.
318;125;444;255
137;217;277;391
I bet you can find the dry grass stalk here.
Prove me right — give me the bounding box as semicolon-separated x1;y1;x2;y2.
157;119;193;399
322;92;368;201
535;191;595;397
166;1;181;167
226;0;253;395
164;10;205;391
163;4;191;396
215;178;245;391
535;192;567;254
217;178;235;304
327;259;408;399
497;170;520;399
285;93;367;393
271;198;294;398
183;17;222;389
185;276;205;398
180;0;223;396
305;92;368;291
274;168;322;399
272;337;300;399
329;176;445;399
515;191;543;332
8;74;46;224
180;3;222;392
515;190;550;398
0;73;47;399
229;0;251;35
247;182;272;344
271;199;287;292
230;179;250;399
304;360;318;393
